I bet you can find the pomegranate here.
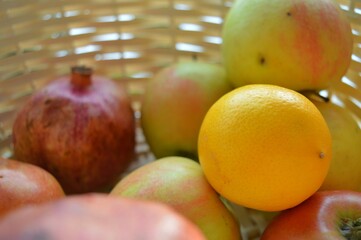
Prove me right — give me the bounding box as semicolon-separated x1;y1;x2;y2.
12;66;136;194
0;158;64;218
0;194;206;240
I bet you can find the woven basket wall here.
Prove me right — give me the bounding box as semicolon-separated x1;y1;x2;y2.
1;0;360;239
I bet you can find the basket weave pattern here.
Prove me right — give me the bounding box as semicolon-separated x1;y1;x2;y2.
0;0;360;239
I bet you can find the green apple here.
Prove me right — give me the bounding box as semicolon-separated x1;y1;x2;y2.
141;61;232;160
310;98;361;192
222;0;353;91
110;156;242;240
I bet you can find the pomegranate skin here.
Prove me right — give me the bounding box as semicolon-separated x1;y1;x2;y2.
12;72;136;194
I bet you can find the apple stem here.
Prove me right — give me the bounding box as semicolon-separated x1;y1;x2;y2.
71;66;92;89
192;54;198;61
340;217;361;240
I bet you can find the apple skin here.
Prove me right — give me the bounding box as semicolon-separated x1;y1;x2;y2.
261;190;361;240
110;156;242;240
12;68;136;194
0;194;206;240
0;158;65;218
222;0;353;91
141;61;232;160
309;99;361;192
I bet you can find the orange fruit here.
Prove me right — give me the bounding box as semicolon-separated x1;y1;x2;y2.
198;84;332;211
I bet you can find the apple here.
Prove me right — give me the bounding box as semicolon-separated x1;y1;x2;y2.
110;156;242;240
222;0;353;91
261;190;361;240
309;97;361;192
141;61;232;160
0;194;206;240
0;158;64;218
12;66;136;194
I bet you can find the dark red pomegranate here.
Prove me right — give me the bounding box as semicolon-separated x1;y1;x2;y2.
12;66;136;194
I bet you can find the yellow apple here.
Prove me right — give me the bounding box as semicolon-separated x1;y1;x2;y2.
141;61;232;160
110;156;242;240
222;0;353;91
311;98;361;192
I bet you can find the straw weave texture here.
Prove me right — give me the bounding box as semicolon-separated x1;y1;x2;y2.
0;0;360;239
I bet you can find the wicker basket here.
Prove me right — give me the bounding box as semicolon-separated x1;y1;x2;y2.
0;0;360;239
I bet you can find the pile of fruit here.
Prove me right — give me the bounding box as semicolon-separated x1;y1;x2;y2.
1;0;361;239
